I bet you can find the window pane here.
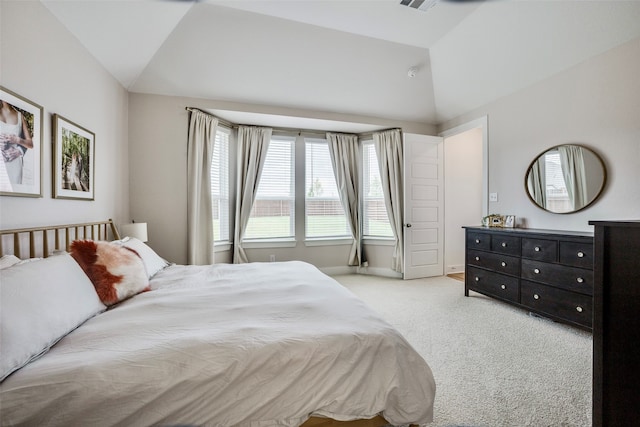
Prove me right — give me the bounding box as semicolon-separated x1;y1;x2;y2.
211;127;230;242
305;139;350;238
544;151;572;213
244;136;295;239
363;142;394;237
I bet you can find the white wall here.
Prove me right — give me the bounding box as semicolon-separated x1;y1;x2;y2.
444;127;483;274
0;1;129;230
128;92;435;266
439;36;640;231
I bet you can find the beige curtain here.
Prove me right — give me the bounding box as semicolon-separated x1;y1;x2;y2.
527;157;546;208
373;129;404;273
233;125;272;263
558;145;588;210
326;132;361;266
187;110;218;265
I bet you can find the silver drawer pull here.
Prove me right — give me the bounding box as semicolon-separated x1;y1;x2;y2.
501;284;506;290
501;242;507;247
475;239;481;244
576;306;583;313
576;277;584;283
533;294;540;300
534;268;540;274
577;251;584;258
534;246;541;252
475;256;480;261
501;261;506;267
475;276;480;282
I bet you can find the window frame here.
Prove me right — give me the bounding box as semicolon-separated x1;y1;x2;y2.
211;126;232;248
304;137;352;241
242;134;296;242
361;139;394;241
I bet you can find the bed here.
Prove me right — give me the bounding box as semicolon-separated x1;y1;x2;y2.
0;220;436;427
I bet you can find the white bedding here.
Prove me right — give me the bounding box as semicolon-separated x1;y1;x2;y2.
0;261;435;426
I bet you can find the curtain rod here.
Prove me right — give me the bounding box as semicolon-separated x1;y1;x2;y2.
185;107;236;129
185;106;324;136
357;128;402;140
186;107;400;137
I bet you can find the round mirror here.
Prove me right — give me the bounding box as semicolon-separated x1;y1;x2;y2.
525;144;606;214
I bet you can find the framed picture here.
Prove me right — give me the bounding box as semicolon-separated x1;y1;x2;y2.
504;215;516;228
482;214;504;227
0;86;43;197
53;114;95;200
490;215;505;227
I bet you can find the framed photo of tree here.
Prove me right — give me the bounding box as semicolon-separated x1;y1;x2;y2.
53;114;95;200
0;86;43;197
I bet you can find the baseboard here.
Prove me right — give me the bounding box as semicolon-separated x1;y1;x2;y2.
320;265;402;279
446;264;465;274
320;266;357;276
355;266;403;279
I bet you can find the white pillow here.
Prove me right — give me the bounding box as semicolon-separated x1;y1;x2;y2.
116;237;169;278
0;253;106;382
0;255;21;269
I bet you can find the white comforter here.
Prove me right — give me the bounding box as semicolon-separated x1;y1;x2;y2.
0;261;435;426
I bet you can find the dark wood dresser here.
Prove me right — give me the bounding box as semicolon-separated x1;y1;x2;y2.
589;220;640;427
464;226;594;330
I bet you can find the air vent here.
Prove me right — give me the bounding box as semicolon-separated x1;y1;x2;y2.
400;0;439;12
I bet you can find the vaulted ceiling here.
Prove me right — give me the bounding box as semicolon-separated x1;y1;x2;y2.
41;0;640;125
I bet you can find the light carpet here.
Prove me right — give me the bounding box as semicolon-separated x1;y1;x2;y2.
332;274;592;427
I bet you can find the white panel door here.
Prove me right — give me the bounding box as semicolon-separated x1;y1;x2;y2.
403;133;444;279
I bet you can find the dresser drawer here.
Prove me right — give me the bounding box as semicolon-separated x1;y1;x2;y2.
521;259;593;295
559;241;594;269
468;250;520;277
522;238;557;262
520;280;592;328
467;232;491;251
491;235;521;256
467;266;519;303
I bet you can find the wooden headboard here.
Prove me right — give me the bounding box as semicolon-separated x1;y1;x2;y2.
0;219;120;259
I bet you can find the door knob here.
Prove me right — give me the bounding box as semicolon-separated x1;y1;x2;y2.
406;223;412;228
